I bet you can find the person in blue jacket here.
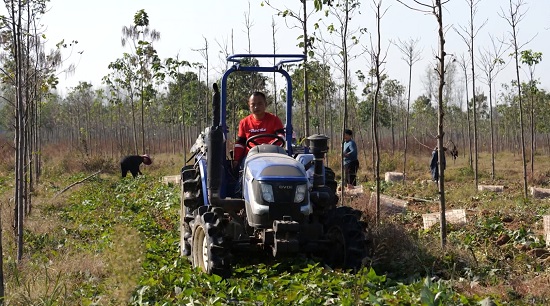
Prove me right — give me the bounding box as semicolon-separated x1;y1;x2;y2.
430;146;446;183
343;129;359;188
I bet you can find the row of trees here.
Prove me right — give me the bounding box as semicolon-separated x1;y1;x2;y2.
32;43;550;180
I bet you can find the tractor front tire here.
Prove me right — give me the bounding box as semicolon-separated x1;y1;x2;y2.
180;165;199;257
191;209;231;277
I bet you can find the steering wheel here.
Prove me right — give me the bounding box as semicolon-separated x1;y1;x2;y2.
246;133;286;149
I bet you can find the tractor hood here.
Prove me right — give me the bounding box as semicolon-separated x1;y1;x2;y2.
243;152;312;228
244;153;307;182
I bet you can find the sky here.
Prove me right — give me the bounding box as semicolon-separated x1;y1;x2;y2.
32;0;550;101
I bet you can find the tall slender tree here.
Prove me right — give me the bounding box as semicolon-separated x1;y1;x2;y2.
455;0;486;189
520;49;542;179
398;0;451;247
192;37;210;130
500;0;528;197
121;9;161;154
271;17;279;118
319;0;363;196
478;35;508;179
263;0;332;137
456;54;473;167
395;38;422;182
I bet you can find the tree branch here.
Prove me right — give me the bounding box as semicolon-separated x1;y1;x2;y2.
54;170;102;198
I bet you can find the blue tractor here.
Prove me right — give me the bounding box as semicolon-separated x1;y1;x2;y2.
180;54;367;276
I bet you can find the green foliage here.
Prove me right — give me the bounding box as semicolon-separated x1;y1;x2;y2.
22;171;486;305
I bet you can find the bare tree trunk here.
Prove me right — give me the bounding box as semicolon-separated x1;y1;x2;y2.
11;0;26;262
401;42;418;180
272;17;278;118
502;0;528;197
0;202;4;303
489;82;495;179
435;0;448;248
371;1;384;224
457;55;473;168
140;83;145;154
455;0;485;189
130;95;138;154
302;0;310;138
337;1;355;203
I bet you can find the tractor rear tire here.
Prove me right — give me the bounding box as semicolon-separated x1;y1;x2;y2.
191;208;231;277
323;206;367;271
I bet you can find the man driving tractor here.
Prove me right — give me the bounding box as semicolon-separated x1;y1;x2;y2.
232;91;285;171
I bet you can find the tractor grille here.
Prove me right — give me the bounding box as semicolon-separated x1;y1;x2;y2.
266;182;303;221
271;182;296;203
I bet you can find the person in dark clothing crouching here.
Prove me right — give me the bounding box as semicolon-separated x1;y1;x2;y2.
120;154;152;178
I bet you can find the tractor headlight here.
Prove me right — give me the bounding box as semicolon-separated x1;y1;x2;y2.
294;184;307;203
260;183;274;203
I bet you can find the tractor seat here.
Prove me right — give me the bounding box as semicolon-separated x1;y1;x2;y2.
247;144;287;158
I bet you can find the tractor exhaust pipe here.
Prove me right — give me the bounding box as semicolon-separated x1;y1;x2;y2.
307;134;329;189
211;83;220;127
207;84;223;205
207;83;245;211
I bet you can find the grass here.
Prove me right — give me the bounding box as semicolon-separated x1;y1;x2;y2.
0;147;549;304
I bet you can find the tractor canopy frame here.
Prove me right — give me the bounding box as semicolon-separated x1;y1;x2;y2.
219;54;306;156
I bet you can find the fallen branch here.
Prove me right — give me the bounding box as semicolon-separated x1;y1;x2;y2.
404;196;435;203
54;170;102;198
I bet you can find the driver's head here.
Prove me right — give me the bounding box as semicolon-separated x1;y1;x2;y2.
249;92;267;119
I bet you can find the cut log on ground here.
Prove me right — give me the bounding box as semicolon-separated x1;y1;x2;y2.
338;185;364;197
385;172;404;183
530;187;550;199
368;193;408;215
478;185;504;192
422;209;467;230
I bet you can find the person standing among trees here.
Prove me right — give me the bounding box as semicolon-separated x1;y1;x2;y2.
120;154;152;178
430;146;446;183
343;129;359;188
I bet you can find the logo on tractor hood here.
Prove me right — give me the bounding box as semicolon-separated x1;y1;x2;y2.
278;185;293;189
